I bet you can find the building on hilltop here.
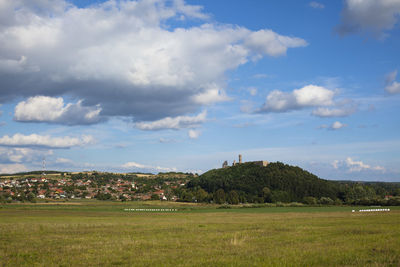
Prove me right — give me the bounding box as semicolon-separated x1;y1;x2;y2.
222;155;268;168
222;161;228;168
251;161;269;167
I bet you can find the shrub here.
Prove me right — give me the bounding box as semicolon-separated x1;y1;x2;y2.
303;196;317;205
319;197;334;205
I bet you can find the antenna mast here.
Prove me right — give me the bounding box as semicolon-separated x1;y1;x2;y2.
42;157;46;176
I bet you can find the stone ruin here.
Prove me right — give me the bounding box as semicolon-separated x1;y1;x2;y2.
222;155;268;168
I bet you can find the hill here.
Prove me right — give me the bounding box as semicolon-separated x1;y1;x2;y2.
185;162;400;204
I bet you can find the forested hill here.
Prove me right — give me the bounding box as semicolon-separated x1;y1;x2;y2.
187;162;338;203
185;162;400;204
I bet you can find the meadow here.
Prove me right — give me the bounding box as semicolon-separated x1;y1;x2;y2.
0;201;399;266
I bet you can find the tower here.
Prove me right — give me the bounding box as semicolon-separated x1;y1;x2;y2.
239;154;242;164
42;157;46;176
222;161;228;168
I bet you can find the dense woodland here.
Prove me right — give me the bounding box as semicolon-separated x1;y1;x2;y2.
183;162;400;205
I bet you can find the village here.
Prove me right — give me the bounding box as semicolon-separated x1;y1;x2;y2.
0;172;193;202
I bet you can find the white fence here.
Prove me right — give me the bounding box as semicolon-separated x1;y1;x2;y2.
352;208;390;212
124;208;178;212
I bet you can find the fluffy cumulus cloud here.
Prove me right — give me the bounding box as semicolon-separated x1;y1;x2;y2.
258;85;335;113
337;0;400;38
121;161;177;172
0;133;94;148
385;70;400;94
14;96;103;125
333;157;385;172
319;121;347;130
0;0;307;126
188;129;201;139
135;110;206;130
244;29;307;59
331;121;346;130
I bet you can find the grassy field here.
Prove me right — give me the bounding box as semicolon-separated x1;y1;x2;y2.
0;173;64;180
0;202;399;266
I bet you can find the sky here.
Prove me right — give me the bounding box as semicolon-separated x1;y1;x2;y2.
0;0;399;181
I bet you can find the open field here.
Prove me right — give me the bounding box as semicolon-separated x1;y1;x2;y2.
0;202;399;266
0;173;64;180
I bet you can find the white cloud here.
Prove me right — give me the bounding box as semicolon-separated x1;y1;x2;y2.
172;0;209;20
244;29;308;58
331;121;347;130
312;100;357;117
14;96;104;125
309;2;325;9
135;110;206;130
121;162;146;169
384;70;400;94
319;121;347;130
0;0;307;124
121;161;177;172
188;129;201;139
312;107;354;117
337;0;400;38
192;84;231;105
0;133;94;148
0;147;51;164
259;85;335;113
333;157;385;172
0;163;28;174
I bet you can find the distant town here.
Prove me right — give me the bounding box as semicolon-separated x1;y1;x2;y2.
0;171;195;202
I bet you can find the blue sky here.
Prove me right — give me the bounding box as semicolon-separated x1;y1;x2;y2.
0;0;399;181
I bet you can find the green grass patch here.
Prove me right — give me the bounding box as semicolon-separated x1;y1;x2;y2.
0;202;399;266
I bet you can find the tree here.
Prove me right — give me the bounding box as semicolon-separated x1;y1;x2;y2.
271;190;290;203
262;187;272;203
319;197;334;205
26;192;36;203
164;187;174;201
151;194;159;200
214;189;226;204
195;188;208;202
227;190;239;204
